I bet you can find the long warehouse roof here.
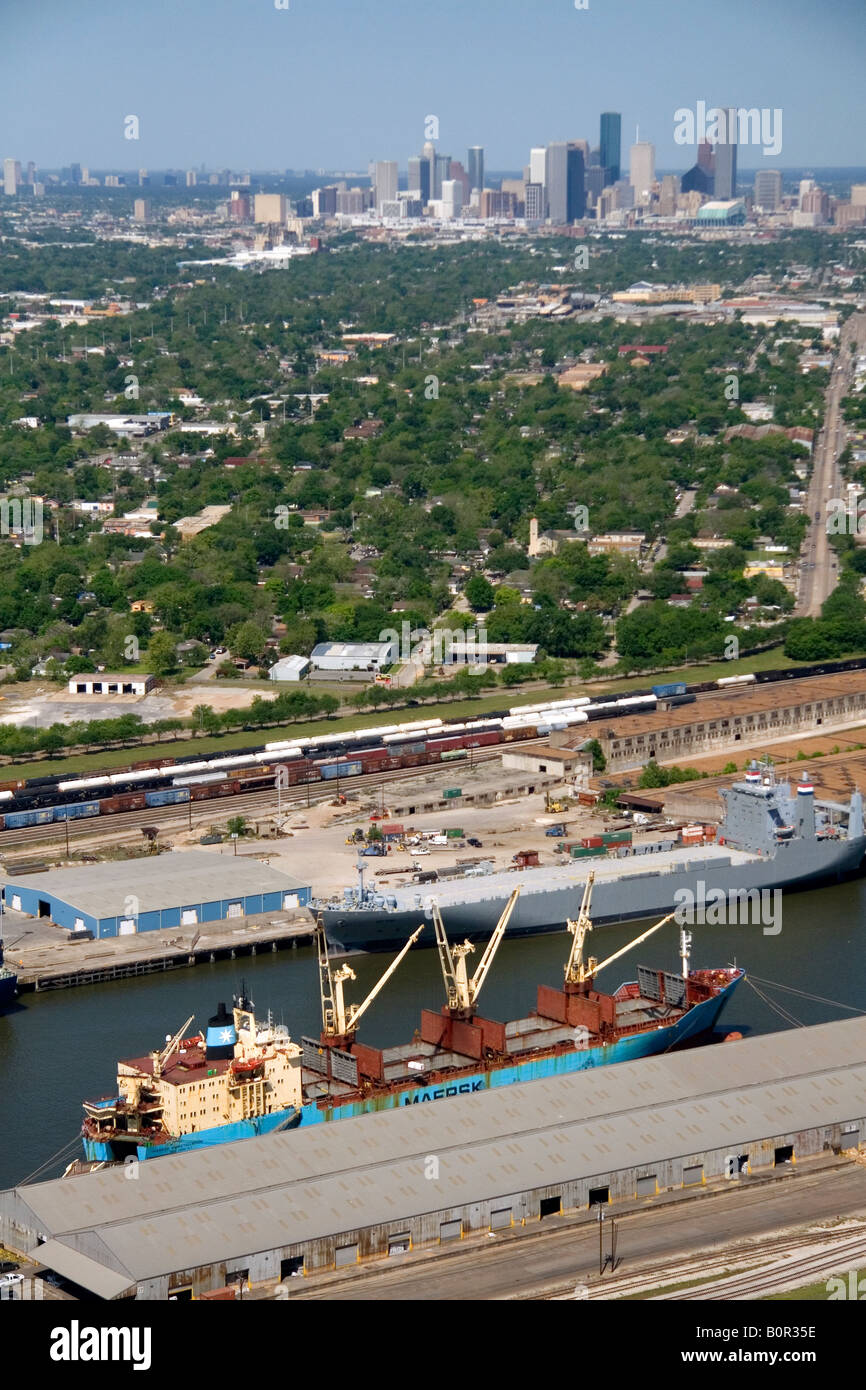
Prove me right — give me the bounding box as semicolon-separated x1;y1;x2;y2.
4;1017;866;1294
2;850;308;916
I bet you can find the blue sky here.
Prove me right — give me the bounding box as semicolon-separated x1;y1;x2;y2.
3;0;865;171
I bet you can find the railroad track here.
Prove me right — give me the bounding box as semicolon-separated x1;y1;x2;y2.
0;745;515;852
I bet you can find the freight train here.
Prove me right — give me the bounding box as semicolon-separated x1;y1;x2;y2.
0;656;863;832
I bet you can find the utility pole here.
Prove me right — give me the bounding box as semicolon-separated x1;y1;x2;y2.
597;1204;606;1276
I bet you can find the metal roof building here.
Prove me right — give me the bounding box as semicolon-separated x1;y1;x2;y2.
1;850;311;939
2;1017;865;1299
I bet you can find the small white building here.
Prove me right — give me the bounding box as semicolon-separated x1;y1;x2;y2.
268;655;310;683
68;673;156;696
310;640;397;672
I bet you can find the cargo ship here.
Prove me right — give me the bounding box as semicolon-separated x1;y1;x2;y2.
0;931;17;1013
317;765;866;952
81;880;744;1164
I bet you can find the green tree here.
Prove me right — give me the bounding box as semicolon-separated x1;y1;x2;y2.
147;632;179;676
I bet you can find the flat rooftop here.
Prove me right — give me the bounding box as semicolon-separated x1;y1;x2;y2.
586;670;866;740
4;1017;866;1296
2;850;308;917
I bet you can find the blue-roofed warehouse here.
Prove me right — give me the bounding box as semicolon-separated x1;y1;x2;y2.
1;851;311;939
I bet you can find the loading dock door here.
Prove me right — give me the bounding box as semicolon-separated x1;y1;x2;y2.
636;1175;657;1198
283;894;299;910
181;908;198;926
118;918;137;935
226;902;243;919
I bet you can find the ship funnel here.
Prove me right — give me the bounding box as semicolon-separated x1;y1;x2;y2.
205;1002;238;1060
796;778;816;839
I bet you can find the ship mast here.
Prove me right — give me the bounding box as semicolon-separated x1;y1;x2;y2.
316;916;422;1046
432;887;520;1018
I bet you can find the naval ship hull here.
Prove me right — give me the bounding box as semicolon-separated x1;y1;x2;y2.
321;836;866;953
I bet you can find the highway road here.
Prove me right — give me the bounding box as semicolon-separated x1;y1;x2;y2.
797;313;866;618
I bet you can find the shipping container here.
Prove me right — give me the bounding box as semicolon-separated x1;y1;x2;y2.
652;682;688;698
145;787;191;807
570;846;601;858
581;836;604;848
443;788;462;800
445;828;464;839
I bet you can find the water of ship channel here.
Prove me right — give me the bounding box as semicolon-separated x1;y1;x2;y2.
1;876;865;1192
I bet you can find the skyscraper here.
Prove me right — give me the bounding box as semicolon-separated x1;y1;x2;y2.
373;160;398;211
407;156;429;203
546;142;569;223
467;146;484;192
629;141;655;200
599;112;621;184
713;109;738;199
754;169;782;211
433;153;451;200
566;144;586;221
3;159;17;196
524;183;545;220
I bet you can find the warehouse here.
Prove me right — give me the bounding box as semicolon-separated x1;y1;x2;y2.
583;670;866;772
311;640;397;672
67;673;156;696
2;1017;864;1299
1;850;311;938
268;654;310;682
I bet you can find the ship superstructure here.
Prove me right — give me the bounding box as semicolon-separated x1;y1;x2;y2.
317;764;866;952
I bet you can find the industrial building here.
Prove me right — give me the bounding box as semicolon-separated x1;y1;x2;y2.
2;1017;864;1299
583;670;866;772
268;655;310;682
67;673;156;696
1;851;311;938
310;639;397;672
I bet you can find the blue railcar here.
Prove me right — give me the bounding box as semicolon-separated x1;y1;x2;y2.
652;682;688;698
53;801;101;821
321;761;363;780
4;807;54;829
145;787;191;807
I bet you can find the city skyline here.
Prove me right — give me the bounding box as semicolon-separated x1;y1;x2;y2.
2;0;865;170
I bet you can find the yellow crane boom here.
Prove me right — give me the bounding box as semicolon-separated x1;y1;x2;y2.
317;917;423;1039
153;1015;195;1078
433;886;521;1014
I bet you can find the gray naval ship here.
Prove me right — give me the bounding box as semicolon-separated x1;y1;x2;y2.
317;764;866;952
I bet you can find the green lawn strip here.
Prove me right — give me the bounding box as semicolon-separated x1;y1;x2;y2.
618;1268;737;1299
0;646;808;781
762;1266;866;1301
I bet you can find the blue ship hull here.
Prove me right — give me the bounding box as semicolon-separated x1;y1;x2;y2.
83;1106;300;1163
83;973;742;1163
0;971;17;1014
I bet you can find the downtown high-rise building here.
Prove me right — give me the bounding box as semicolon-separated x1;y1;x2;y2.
713;108;738;198
546;142;585;223
432;152;451;200
467;146;484;192
372;160;398;210
3;158;17;196
408;155;430;203
599;112;621;184
629;141;655;201
753;168;782;211
524;182;545;220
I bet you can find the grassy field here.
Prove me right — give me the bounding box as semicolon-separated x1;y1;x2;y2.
0;646;804;780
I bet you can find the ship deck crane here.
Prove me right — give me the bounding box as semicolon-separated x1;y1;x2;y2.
152;1015;194;1079
564;871;680;991
432;886;521;1017
317;917;423;1045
